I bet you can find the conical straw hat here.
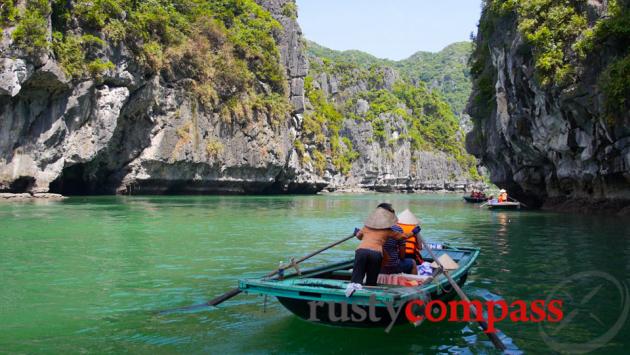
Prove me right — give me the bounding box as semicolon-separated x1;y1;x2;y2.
364;207;397;229
397;209;420;225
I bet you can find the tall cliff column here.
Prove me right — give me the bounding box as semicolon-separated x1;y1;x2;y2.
256;0;308;114
466;0;630;212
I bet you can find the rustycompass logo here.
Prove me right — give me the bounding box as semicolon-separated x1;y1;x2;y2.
539;271;630;353
308;295;565;333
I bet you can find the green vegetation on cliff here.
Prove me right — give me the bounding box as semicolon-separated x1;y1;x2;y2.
304;41;481;180
494;0;588;86
394;42;473;115
351;83;479;179
302;76;359;175
306;40;473;115
5;0;289;120
306;40;387;68
581;0;630;121
0;0;19;34
11;0;50;56
471;0;630;121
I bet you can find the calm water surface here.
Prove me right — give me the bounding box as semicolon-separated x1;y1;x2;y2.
1;194;629;354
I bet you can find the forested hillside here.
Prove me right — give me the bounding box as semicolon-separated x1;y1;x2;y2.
395;42;472;115
287;40;481;191
306;40;473;115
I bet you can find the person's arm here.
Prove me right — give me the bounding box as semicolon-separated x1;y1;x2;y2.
354;227;364;240
390;225;421;240
389;226;409;240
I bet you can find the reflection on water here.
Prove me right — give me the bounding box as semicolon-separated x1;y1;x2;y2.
1;194;629;353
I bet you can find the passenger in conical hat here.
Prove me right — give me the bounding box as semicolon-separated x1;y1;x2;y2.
346;203;420;296
398;209;420;225
401;209;424;272
381;209;422;275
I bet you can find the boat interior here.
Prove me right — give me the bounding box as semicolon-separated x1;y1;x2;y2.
239;247;480;303
305;248;474;283
247;247;478;288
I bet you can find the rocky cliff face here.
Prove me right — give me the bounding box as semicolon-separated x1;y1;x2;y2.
0;0;307;194
0;0;479;196
466;0;630;211
290;53;479;193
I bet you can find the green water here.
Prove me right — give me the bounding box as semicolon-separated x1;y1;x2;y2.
1;194;629;354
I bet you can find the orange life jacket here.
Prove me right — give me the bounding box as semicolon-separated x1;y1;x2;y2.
405;235;423;264
498;193;507;203
399;223;423;264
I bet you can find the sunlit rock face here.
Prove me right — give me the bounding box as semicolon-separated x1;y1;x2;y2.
0;0;312;195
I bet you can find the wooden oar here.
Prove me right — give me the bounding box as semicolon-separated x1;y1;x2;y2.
159;233;357;314
417;233;507;351
479;201;489;208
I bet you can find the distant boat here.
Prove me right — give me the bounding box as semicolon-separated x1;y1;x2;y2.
239;246;479;327
487;201;521;210
463;195;487;203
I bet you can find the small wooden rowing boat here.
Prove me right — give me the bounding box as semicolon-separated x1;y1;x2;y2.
239;246;479;327
487;201;521;210
463;196;487;203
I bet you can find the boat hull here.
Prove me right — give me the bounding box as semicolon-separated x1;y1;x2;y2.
463;196;486;203
239;247;480;329
487;202;521;210
276;272;468;327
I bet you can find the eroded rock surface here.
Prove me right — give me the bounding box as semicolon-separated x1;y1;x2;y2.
0;0;309;195
466;0;630;211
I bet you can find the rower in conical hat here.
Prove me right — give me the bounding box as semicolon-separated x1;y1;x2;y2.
346;203;420;295
397;209;424;267
363;203;398;229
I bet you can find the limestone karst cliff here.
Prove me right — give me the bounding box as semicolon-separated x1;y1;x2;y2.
0;0;306;194
466;0;630;211
0;0;480;195
290;42;480;192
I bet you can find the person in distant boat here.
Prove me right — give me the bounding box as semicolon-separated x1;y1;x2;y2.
346;203;420;296
381;209;422;275
498;189;508;203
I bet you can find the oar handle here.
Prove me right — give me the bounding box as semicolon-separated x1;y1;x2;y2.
417;233;506;351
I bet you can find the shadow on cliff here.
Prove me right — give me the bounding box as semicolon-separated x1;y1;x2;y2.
49;84;156;195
